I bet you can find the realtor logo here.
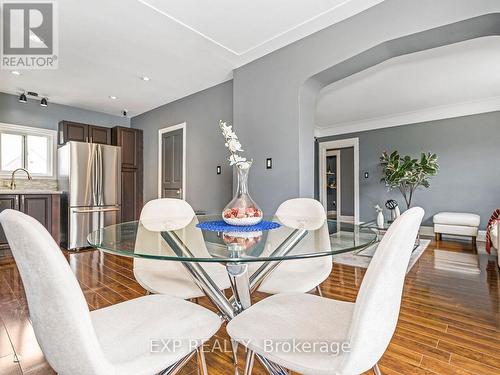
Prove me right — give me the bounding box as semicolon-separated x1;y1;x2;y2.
1;1;58;69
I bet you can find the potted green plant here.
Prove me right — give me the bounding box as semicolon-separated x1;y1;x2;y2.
380;151;439;209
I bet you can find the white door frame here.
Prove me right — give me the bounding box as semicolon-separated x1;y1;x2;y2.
318;137;360;224
158;122;187;199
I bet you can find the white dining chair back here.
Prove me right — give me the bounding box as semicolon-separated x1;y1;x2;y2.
135;198;198;257
339;206;424;374
0;209;113;374
256;198;332;295
275;198;331;252
135;199;212;259
139;198;195;232
275;197;327;230
134;198;231;299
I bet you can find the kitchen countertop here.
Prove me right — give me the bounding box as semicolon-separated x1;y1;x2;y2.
0;190;63;195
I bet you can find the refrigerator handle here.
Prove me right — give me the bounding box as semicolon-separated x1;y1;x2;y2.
94;145;102;206
72;207;120;213
92;146;98;206
96;145;100;206
99;145;104;206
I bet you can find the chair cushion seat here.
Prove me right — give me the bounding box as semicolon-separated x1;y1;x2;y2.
227;293;354;375
433;212;480;227
134;259;231;299
91;294;221;375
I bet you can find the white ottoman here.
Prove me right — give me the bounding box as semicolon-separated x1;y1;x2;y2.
433;212;480;245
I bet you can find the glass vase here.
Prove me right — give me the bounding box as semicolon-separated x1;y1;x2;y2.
222;164;263;226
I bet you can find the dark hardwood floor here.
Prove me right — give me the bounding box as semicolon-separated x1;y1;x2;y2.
0;238;499;374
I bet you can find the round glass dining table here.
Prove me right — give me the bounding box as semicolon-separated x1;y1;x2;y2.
87;214;377;322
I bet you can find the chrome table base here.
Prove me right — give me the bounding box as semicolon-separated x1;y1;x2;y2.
161;228;308;375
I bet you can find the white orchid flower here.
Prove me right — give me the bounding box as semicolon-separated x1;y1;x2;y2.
220;120;252;168
225;138;243;153
219;121;237;139
223;127;237;140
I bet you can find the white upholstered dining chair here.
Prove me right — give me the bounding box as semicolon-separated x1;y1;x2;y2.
228;207;424;375
0;209;221;375
134;198;231;299
255;198;332;295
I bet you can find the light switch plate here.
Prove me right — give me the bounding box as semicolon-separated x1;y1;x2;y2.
266;158;272;169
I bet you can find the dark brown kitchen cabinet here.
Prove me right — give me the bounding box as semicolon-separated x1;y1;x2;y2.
20;195;52;233
58;121;112;145
113;127;140;169
112;127;143;222
88;125;111;145
0;194;60;250
59;121;88;144
0;195;19;249
121;168;140;222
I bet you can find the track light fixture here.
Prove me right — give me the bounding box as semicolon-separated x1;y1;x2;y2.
18;91;49;107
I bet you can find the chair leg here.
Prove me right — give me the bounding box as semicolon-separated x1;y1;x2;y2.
373;363;382;375
231;339;240;375
435;232;441;242
316;285;323;297
244;349;255;375
197;347;208;375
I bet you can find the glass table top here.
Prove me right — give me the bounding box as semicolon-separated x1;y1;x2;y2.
360;218;393;230
87;215;377;263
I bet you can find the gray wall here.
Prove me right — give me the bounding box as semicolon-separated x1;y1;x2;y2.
0;92;130;129
233;0;500;214
317;111;500;229
131;81;233;213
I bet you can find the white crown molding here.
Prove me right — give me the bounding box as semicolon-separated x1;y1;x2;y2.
314;95;500;137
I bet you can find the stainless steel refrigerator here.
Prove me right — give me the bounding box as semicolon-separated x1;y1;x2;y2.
58;141;121;250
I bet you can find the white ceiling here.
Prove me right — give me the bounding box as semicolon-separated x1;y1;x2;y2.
315;37;500;136
0;0;383;117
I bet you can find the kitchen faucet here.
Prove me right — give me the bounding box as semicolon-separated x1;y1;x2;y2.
10;168;32;190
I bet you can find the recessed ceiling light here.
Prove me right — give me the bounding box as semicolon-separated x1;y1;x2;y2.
11;70;21;76
109;95;118;100
140;76;151;81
